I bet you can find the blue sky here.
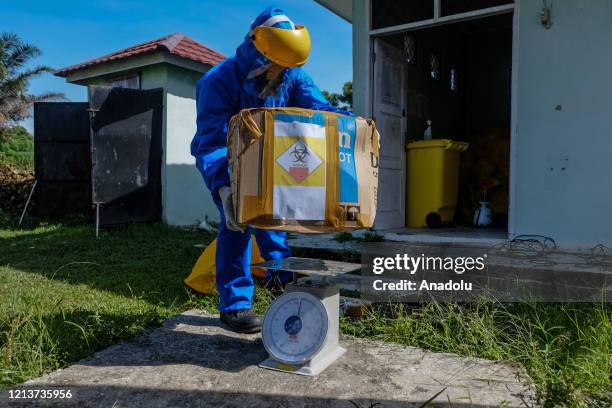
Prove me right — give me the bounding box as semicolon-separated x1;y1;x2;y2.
1;0;352;131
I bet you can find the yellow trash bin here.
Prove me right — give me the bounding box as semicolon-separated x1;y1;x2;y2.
406;139;469;228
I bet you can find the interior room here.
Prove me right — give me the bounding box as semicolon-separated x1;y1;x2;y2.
379;13;513;235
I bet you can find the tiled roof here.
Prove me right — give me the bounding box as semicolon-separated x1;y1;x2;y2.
55;33;225;77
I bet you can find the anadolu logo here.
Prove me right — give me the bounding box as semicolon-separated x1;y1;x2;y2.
277;139;323;182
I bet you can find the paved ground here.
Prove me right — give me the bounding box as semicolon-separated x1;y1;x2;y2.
1;310;536;408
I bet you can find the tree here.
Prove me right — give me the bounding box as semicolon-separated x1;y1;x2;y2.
322;81;352;110
339;81;352;108
0;125;33;169
322;90;341;108
0;32;65;128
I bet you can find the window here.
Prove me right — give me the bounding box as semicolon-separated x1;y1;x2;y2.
370;0;514;31
403;34;416;65
372;0;433;30
440;0;513;17
108;74;140;89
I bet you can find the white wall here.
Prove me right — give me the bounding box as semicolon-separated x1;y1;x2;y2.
163;65;218;226
140;64;170;223
513;0;612;246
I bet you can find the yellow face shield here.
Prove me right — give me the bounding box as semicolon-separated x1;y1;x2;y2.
251;25;311;68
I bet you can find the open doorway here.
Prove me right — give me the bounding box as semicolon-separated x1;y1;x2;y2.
373;12;513;240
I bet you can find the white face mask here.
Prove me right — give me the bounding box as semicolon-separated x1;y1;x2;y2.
265;64;285;80
246;62;272;80
258;74;284;99
257;64;285;98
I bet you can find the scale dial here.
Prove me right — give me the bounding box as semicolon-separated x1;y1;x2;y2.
262;291;329;365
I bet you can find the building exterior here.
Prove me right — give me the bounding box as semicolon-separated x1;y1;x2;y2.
55;33;224;226
315;0;612;248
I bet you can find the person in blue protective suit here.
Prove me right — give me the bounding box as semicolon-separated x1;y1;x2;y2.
191;6;352;333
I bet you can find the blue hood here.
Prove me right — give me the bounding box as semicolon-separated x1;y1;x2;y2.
235;6;294;77
191;6;351;202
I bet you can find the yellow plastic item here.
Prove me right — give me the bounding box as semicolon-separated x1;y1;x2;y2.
251;25;311;67
406;139;469;228
184;236;267;294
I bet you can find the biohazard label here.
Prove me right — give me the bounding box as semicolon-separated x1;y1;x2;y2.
272;113;327;220
276;139;323;183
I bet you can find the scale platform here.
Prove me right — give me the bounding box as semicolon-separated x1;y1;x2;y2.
253;257;361;376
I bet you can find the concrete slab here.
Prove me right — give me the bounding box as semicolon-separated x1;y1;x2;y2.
372;227;508;246
2;310;536;407
288;233;611;301
290;228;507;247
288;232;612;274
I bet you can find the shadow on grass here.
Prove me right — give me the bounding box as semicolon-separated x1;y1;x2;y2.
0;307;168;388
0;222;214;307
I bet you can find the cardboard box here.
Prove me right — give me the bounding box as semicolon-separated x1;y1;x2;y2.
228;108;379;233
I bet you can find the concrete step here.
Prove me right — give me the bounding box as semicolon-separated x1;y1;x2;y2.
1;310;537;407
288;234;611;302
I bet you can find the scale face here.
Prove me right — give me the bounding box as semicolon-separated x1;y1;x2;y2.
262;291;328;364
253;257;361;376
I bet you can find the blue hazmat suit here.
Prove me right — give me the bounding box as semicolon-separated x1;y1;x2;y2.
191;6;351;312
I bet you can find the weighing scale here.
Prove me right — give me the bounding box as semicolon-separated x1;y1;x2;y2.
253;257;361;376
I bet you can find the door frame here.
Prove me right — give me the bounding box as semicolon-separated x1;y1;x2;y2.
366;0;519;236
372;38;407;229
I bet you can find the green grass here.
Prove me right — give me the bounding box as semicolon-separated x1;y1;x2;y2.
1;220;610;407
0;126;34;170
332;230;384;243
333;231;353;242
342;301;611;407
0;222;208;387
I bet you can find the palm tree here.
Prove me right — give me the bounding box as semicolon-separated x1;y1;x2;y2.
0;32;65;128
322;81;353;110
